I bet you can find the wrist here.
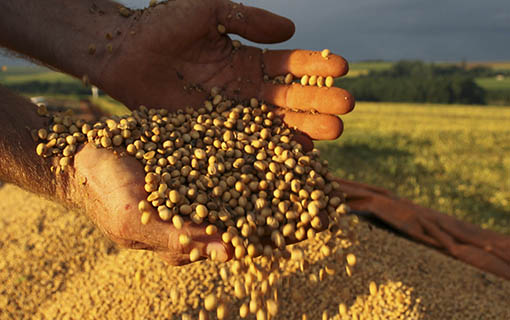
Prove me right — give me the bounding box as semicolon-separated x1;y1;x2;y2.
0;0;132;88
0;87;71;204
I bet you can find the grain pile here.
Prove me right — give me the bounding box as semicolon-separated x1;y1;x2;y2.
1;183;509;319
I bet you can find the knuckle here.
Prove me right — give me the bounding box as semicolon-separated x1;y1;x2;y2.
158;252;191;266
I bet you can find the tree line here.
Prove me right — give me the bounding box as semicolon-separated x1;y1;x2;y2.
3;61;509;106
4;80;98;97
337;60;509;105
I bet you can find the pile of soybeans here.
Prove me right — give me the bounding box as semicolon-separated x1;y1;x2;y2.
1;183;510;320
0;93;508;319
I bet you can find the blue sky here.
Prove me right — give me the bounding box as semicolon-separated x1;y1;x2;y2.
1;0;509;66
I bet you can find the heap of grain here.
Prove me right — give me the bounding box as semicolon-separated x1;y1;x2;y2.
33;88;356;319
2;182;510;319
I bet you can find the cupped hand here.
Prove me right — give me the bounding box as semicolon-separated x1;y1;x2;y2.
69;143;233;266
101;0;354;144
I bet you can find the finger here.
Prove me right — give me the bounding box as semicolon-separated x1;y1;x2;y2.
139;217;233;263
274;108;344;141
219;1;295;43
261;82;355;115
317;211;330;233
156;251;193;266
293;132;314;152
263;50;349;78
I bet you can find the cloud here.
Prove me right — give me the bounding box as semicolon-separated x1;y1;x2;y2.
209;0;510;61
2;0;509;66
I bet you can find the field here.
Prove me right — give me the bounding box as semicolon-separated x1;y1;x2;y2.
318;102;510;235
475;77;510;91
349;61;510;96
0;61;510;105
0;66;75;83
349;60;510;74
346;61;393;77
467;61;510;70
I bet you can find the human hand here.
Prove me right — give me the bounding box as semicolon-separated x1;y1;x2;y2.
69;143;329;265
70;143;233;266
100;0;354;145
335;178;510;280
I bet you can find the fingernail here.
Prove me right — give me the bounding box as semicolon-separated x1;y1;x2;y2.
206;242;227;262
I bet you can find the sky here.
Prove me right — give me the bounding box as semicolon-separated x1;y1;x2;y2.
1;0;509;66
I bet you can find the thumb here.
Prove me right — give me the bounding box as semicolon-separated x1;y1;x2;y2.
218;1;295;44
140;217;234;264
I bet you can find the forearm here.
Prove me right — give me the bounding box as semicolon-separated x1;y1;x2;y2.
0;86;72;203
0;0;129;87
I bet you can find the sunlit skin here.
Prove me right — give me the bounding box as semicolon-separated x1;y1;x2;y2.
0;0;353;265
337;178;510;280
100;0;354;141
73;144;233;265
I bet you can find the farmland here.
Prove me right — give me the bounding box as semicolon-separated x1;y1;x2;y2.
0;66;75;83
318;102;510;234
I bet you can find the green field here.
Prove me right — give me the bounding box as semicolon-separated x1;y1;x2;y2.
467;61;510;70
346;61;510;105
0;66;76;83
349;60;510;75
317;102;510;235
475;77;510;91
346;61;393;77
3;63;510;93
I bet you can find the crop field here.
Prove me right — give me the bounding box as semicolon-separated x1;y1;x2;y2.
348;60;510;81
0;66;76;83
475;77;510;91
346;61;393;77
318;102;510;235
467;61;510;70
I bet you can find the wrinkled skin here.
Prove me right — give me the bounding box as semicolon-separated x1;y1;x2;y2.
102;0;354;142
72;144;232;266
336;178;510;280
71;0;353;265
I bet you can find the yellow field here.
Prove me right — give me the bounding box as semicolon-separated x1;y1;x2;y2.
318;102;510;234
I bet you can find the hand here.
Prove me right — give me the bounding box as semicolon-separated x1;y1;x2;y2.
70;142;331;264
335;178;510;280
101;0;354;144
70;143;233;266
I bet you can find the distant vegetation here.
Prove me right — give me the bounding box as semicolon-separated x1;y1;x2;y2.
1;61;509;105
4;80;96;97
339;60;510;105
0;67;101;99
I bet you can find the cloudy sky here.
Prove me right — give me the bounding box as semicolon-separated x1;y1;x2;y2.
1;0;509;66
229;0;510;62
